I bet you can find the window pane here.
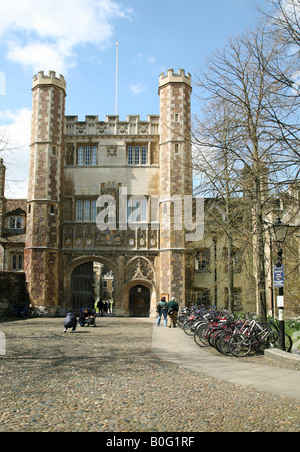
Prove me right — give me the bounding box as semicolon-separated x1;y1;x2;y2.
141;200;147;221
18;255;23;270
84;201;90;221
85;147;90;165
128;146;133;165
78;147;84;165
12;255;17;270
91;147;97;165
142;146;147;165
135;146;140;165
127;200;140;222
76;201;83;221
91;200;97;221
127;200;148;222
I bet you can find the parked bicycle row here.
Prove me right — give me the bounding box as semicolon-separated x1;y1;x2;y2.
0;304;50;318
178;306;293;357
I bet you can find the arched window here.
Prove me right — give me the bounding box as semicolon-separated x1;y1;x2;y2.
12;254;23;271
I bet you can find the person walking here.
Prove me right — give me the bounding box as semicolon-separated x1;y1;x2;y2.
97;298;104;316
156;296;168;327
167;297;179;328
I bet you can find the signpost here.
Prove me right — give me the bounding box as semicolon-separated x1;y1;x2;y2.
274;264;285;350
274;265;284;289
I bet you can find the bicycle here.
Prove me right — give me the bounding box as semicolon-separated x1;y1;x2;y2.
228;319;292;357
32;306;51;318
7;305;34;318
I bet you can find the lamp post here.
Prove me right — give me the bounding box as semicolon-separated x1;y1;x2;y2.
271;216;290;351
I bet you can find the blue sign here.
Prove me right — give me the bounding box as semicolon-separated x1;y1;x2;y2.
274;265;284;288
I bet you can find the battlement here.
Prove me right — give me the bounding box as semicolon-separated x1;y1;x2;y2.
65;114;160;136
158;68;192;90
32;70;66;93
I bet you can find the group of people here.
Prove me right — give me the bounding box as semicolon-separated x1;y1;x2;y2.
63;296;178;332
63;308;96;333
156;296;179;328
96;299;112;316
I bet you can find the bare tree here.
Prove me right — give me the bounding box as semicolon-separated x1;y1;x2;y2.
193;24;300;320
262;0;300;49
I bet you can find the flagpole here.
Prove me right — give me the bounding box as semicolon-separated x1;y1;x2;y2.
116;41;118;116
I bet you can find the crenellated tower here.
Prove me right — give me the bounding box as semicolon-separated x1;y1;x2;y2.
25;71;66;308
158;69;193;304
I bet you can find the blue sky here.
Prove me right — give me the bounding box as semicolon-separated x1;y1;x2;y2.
0;0;270;197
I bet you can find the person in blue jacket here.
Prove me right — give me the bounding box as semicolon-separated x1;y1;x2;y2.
156;296;168;327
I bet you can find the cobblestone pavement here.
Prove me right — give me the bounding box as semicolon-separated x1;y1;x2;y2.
0;317;299;432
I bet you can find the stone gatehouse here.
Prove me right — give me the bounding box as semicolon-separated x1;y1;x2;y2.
22;68;193;316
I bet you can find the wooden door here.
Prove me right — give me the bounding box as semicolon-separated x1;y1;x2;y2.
129;285;150;317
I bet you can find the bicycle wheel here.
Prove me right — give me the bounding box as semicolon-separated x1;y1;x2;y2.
267;331;293;352
194;323;210;347
183;320;196;336
208;328;224;348
228;334;251;357
41;309;51;318
23;308;34;319
216;331;233;356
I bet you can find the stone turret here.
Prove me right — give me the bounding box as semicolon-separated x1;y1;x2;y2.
158;69;193;304
25;71;66;308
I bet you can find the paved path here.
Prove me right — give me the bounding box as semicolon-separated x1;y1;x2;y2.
0;317;299;432
151;323;300;401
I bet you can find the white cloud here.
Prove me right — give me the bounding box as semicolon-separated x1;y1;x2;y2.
0;72;5;96
0;108;31;198
0;0;132;74
129;82;147;95
7;42;75;76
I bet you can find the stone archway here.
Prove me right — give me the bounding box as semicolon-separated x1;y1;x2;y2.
64;256;118;313
122;279;158;317
122;256;158;317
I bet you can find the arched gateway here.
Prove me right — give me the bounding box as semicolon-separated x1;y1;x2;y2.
64;256;157;317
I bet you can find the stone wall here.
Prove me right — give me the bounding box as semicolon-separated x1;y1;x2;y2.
0;272;26;312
